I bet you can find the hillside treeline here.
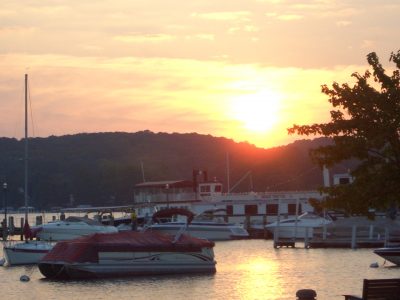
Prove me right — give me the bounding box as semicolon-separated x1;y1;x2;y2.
0;131;343;209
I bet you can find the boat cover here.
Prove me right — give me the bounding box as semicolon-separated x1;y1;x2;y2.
152;208;195;224
41;231;214;264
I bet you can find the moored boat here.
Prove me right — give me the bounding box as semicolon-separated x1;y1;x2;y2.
149;208;249;241
3;240;54;266
38;230;216;279
263;212;332;239
36;216;118;241
373;247;400;265
3;216;119;266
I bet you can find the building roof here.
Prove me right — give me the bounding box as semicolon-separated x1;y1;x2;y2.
135;180;193;189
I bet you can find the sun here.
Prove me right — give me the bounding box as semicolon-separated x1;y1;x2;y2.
230;90;282;132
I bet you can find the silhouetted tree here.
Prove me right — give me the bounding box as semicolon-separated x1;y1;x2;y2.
289;50;400;214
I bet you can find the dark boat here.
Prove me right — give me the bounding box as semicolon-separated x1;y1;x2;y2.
374;247;400;265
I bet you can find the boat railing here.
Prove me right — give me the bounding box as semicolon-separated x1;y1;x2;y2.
173;223;188;243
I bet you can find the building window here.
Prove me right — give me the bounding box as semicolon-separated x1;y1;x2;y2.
200;185;210;192
288;203;302;215
266;204;278;215
245;204;258;215
339;177;350;184
214;185;222;192
226;205;233;216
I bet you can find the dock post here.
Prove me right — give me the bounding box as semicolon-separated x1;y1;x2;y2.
351;225;357;249
1;219;7;240
20;217;24;240
369;225;374;240
245;215;250;231
9;216;14;235
296;289;316;300
384;227;389;247
322;225;327;240
304;227;309;248
273;227;279;248
263;215;268;238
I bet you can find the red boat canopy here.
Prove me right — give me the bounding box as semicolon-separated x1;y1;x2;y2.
41;231;214;264
152;208;195;224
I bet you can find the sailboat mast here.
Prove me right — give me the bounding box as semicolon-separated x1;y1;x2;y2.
24;73;28;221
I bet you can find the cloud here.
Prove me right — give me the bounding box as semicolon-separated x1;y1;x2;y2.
265;11;304;21
361;40;375;49
276;14;304;21
192;11;251;22
114;34;175;43
185;34;215;41
336;20;352;27
0;26;37;35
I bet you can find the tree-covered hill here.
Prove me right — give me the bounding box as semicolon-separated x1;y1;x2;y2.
0;131;344;209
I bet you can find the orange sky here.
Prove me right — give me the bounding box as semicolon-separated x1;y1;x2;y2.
0;1;399;148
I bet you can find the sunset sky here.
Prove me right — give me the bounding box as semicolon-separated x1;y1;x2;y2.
0;1;399;148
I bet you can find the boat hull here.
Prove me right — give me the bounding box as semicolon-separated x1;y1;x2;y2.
374;247;400;265
39;251;216;279
149;222;249;241
3;241;53;266
37;224;118;241
264;213;332;239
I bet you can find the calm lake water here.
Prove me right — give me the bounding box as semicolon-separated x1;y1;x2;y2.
1;239;399;300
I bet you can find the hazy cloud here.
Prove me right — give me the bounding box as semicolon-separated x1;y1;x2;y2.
192;11;251;22
114;34;175;43
0;0;399;148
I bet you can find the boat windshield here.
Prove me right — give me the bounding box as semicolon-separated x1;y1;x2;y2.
298;212;322;219
64;216;103;225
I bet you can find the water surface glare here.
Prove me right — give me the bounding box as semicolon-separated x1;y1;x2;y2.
1;240;399;299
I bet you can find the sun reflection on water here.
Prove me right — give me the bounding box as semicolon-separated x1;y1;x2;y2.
214;241;288;299
0;240;392;300
236;257;283;299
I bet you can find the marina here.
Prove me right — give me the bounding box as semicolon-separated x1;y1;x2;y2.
1;239;400;300
0;1;399;299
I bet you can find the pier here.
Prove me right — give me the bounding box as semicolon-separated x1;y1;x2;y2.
274;239;296;248
271;222;400;249
1;213;61;241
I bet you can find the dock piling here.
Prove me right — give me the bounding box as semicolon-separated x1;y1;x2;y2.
351;225;357;249
296;289;316;300
20;217;24;240
9;216;14;234
304;227;309;248
369;225;374;239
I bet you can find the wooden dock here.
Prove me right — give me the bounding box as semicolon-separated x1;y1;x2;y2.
274;239;296;248
308;238;386;248
268;219;400;249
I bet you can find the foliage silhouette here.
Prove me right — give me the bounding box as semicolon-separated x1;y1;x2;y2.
289;50;400;214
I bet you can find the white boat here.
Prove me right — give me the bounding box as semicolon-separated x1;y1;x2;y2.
36;216;119;241
38;218;217;279
3;241;54;266
374;247;400;265
149;209;249;241
2;75;117;266
264;212;332;239
133;171;325;226
2;74;47;266
3;217;118;266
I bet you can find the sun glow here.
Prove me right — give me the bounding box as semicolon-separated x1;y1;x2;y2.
230;90;282;133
